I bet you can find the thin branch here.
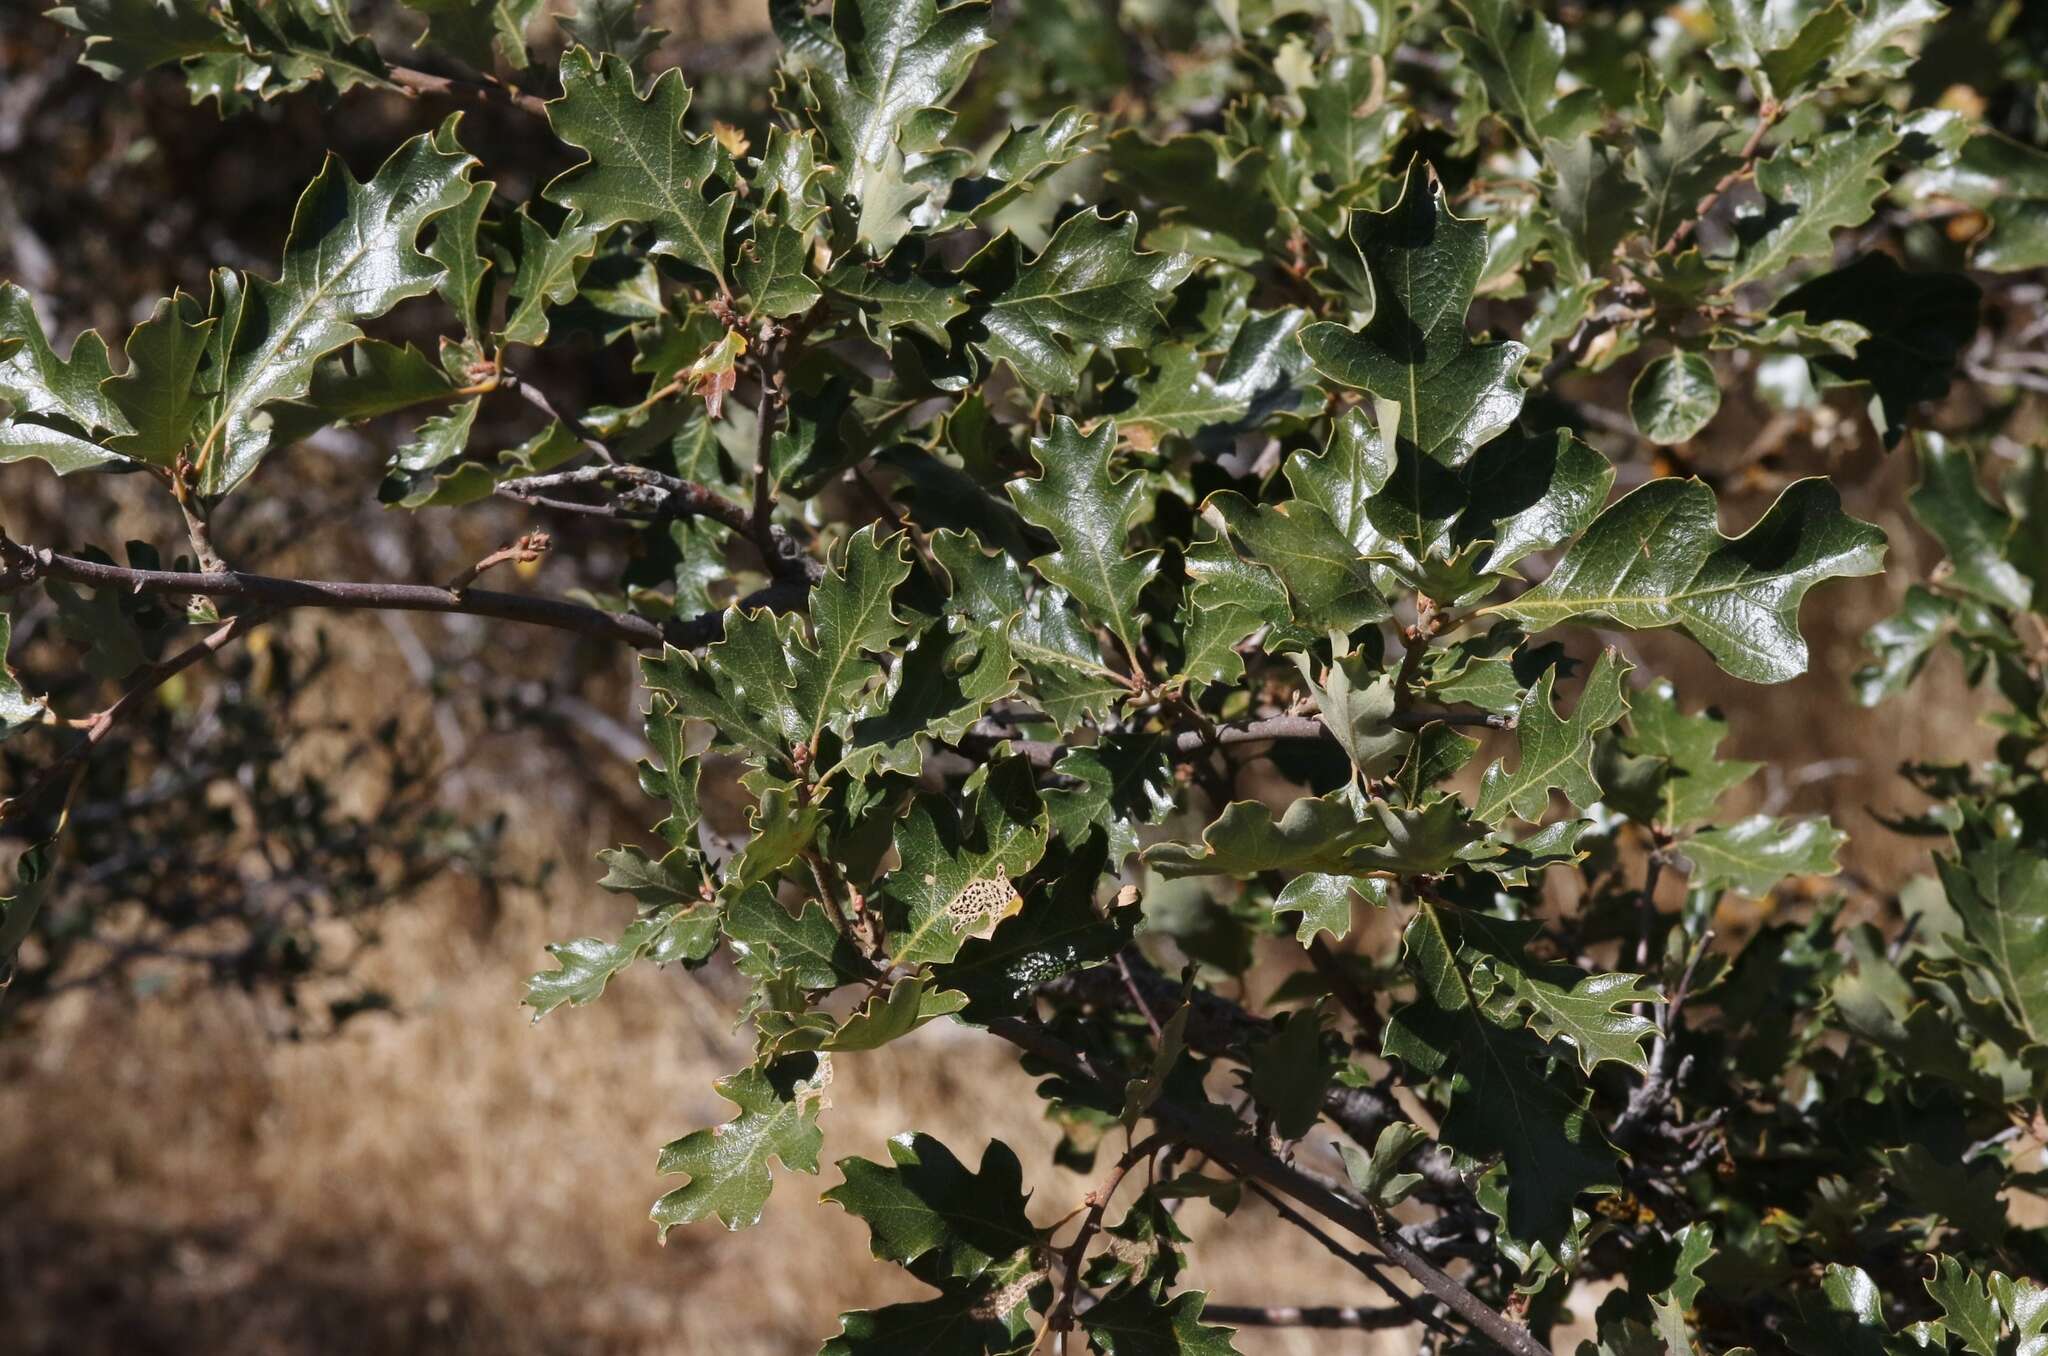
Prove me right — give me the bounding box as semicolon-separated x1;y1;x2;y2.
1044;1135;1165;1340
1200;1302;1413;1331
496;464;823;584
1;611;262;828
444;530;550;595
1239;1181;1451;1338
989;1017;1549;1356
498;369;614;465
386;63;549;119
0;537;807;653
1660;99;1781;256
963;709;1499;769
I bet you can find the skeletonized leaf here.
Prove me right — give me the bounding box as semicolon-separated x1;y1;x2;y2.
884;759;1050;966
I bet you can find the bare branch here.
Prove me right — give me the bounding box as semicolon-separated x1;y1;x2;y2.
0;536;808;653
988;1016;1549;1356
386;63;549;119
1200;1301;1413;1330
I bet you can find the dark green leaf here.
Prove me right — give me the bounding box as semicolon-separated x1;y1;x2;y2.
651;1053;831;1234
1490;477;1887;683
1299;160;1528;467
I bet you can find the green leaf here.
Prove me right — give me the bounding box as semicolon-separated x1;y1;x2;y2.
1297;50;1408;195
0;284;127;474
523;898;719;1017
1851;584;1961;706
1707;0;1852;99
1338;1121;1430;1209
1601;678;1759;828
1924;1256;1999;1356
1544;137;1645;281
774;0;994;253
947;106;1097;225
848;622;1018;775
500;208;605;349
930;530;1128;727
1007;417;1160;666
1905;433;2031;611
1201;491;1390;637
594;842;704;905
1723;118;1900;291
1475;649;1631;823
1106;130;1277;263
1827;0;1947;88
737;219;823;321
1116;309;1312;445
1299;160;1528;467
824;248;971;346
793;527;915;755
820;1273;1038;1356
425;151;494;343
822;977;969;1051
885;759;1051;965
725;885;872;991
544;46;735;285
1489;477;1887;683
1041;736;1174;865
1454;912;1661;1073
824;1132;1038;1282
381;397;481;504
99;292;215;466
293;339;457;424
1282;405;1394;556
1937;835;2048;1045
48;0;234;80
1272;873;1379;946
1448;0;1602;145
1084;1288;1240;1355
1629;352;1722;445
1682;814;1845;896
194;133;476;493
641;610;804;765
1629;83;1736;246
0;612;44;743
1247;1003;1333;1138
1144;793;1386;879
1290;649;1410;779
401;0;543;72
559;0;663;70
651;1053;831;1234
966;211;1190;395
1385;905;1620;1244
